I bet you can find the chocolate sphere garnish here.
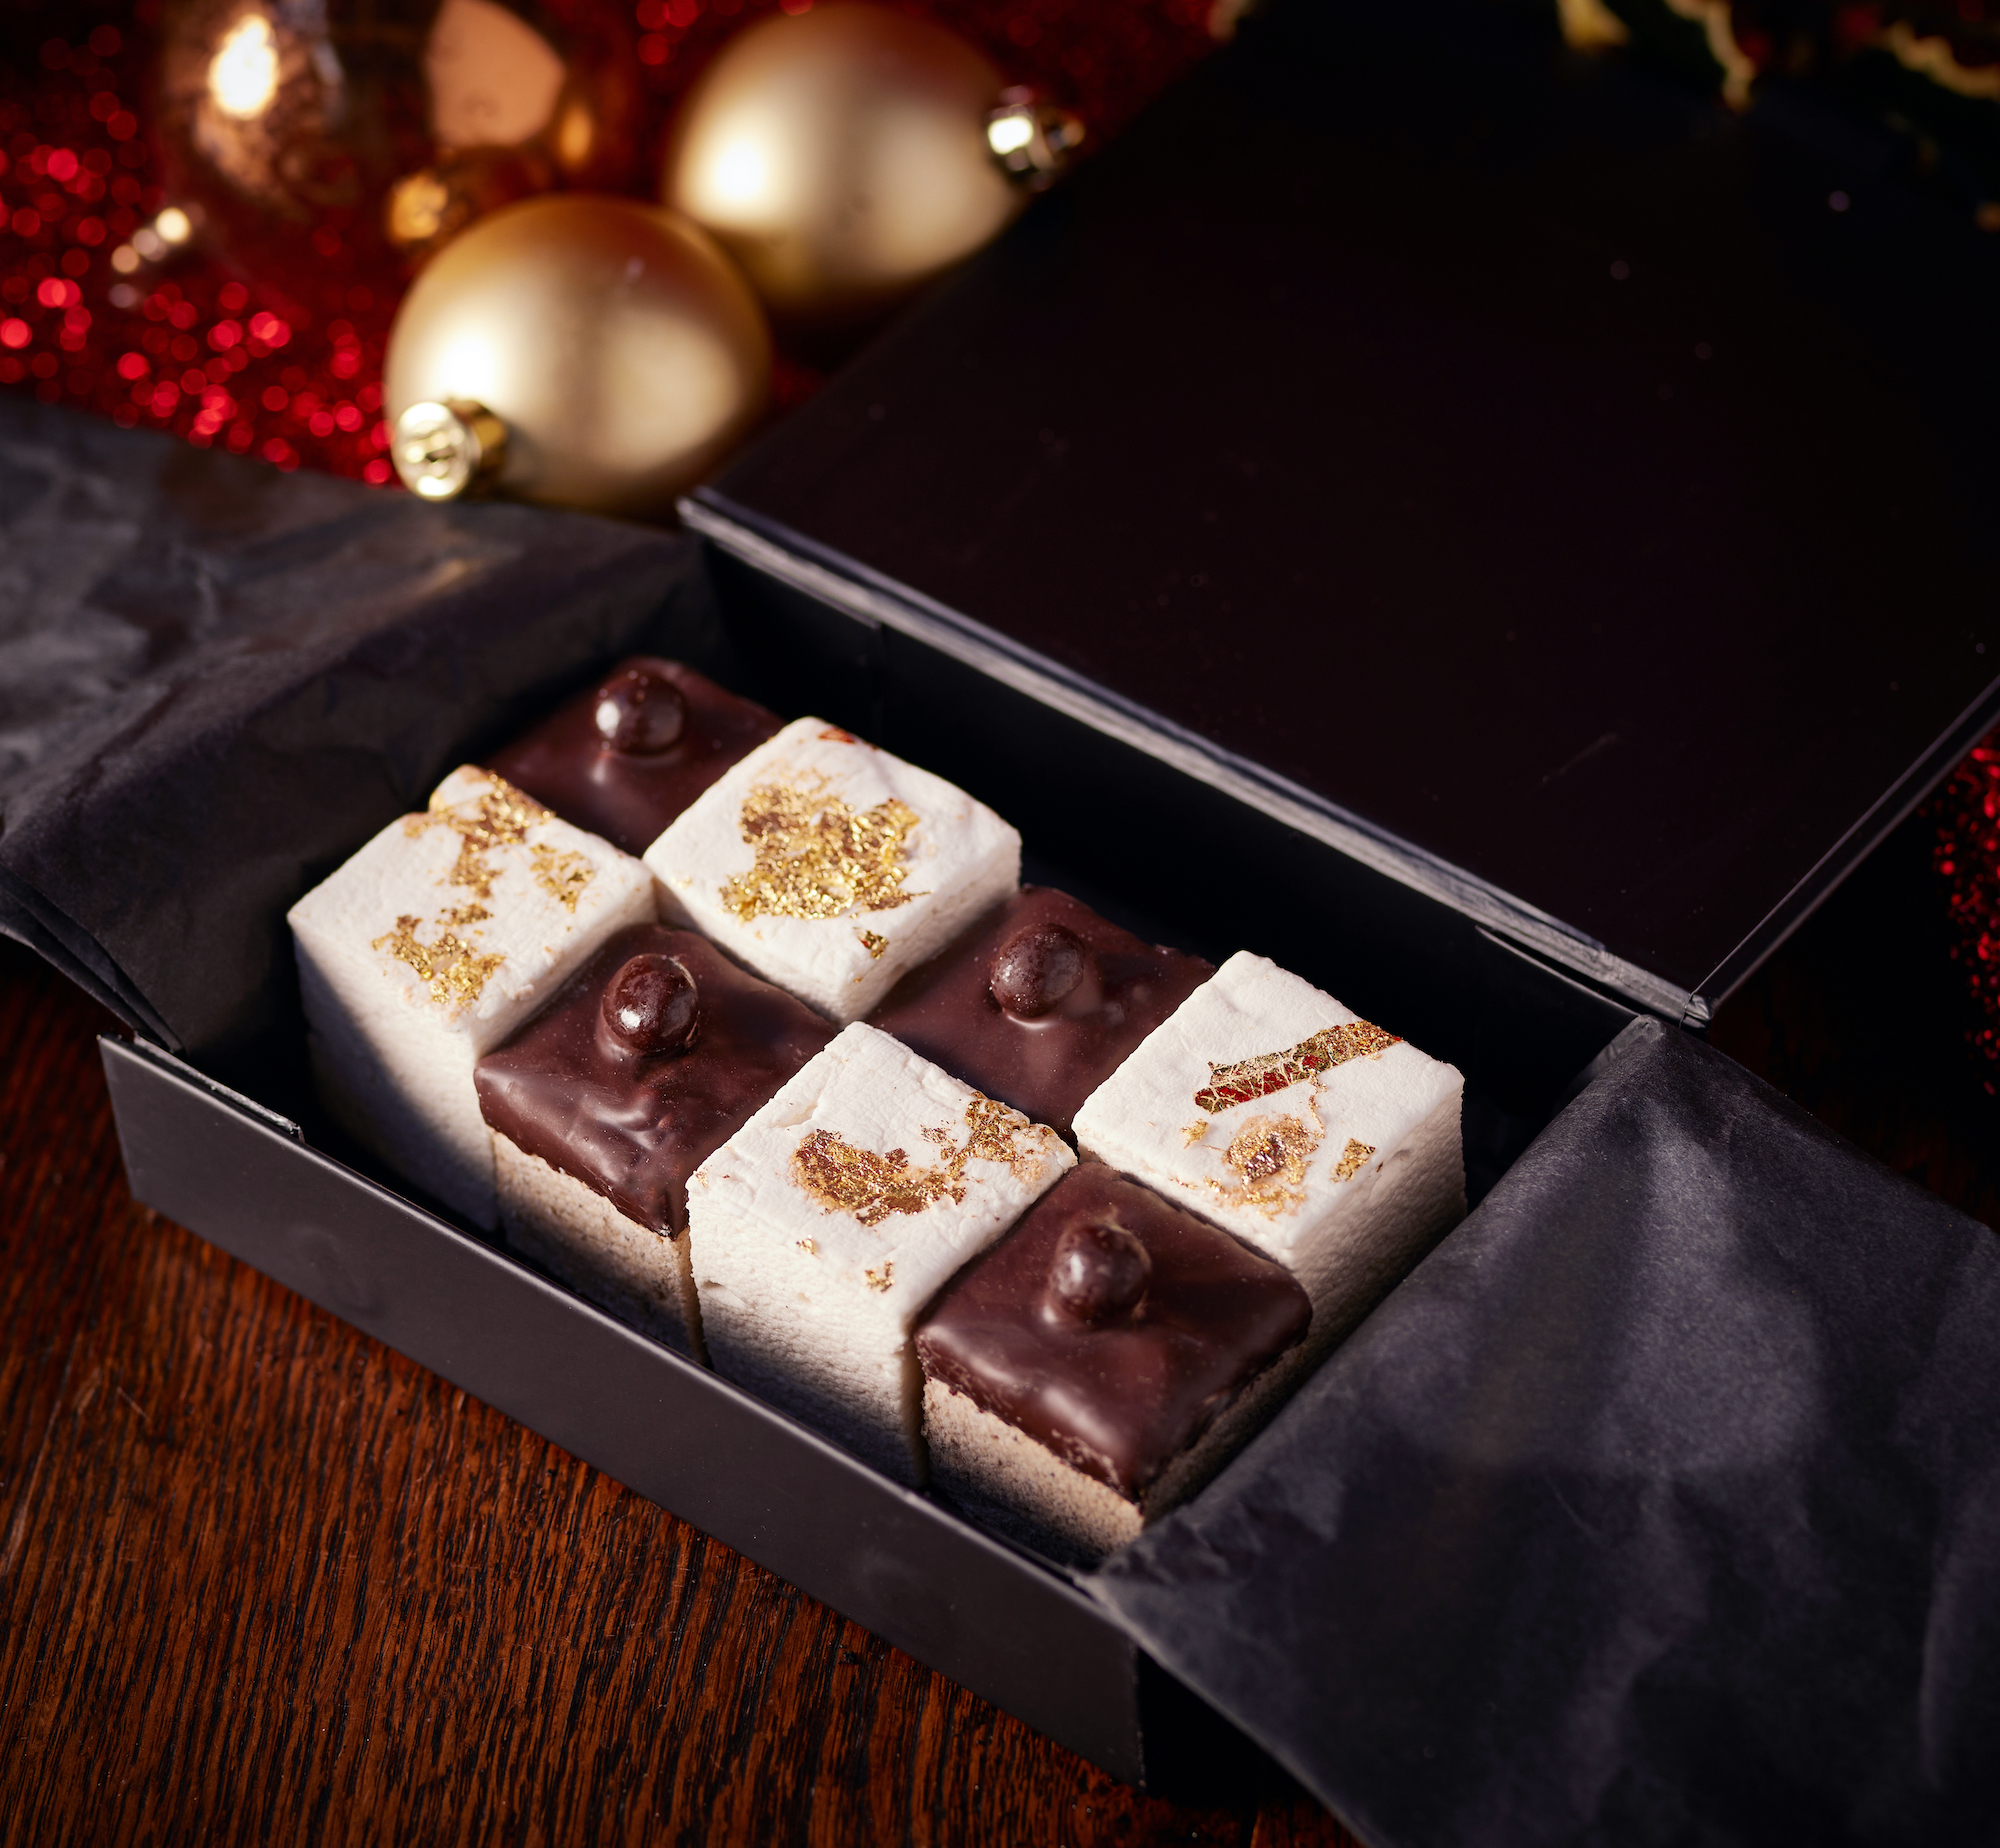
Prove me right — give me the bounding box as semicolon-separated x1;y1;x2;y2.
592;666;688;756
1048;1218;1152;1324
602;953;701;1055
990;922;1090;1019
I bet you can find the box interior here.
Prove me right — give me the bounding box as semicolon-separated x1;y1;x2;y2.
91;539;1643;1790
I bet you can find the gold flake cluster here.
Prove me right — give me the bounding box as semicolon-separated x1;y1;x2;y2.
788;1095;1052;1234
371;914;507;1012
529;843;592;912
374;772;599;1008
1333;1137;1375;1182
1193;1018;1399;1115
1194;1018;1400;1217
1212;1107;1324;1218
719;775;925;924
403;773;563;906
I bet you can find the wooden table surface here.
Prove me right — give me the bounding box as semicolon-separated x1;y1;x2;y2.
2;808;1993;1847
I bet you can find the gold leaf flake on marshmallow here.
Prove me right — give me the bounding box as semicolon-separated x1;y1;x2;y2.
529;843;594;912
1210;1106;1324;1219
404;772;554;905
789;1095;1053;1226
372;913;506;1011
1333;1137;1375;1181
1193;1019;1400;1115
719;774;926;923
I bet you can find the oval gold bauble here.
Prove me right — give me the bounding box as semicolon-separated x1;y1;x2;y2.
663;3;1022;330
383;194;771;517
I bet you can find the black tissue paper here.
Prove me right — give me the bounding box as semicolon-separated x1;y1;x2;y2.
1091;1020;2000;1846
0;396;706;1059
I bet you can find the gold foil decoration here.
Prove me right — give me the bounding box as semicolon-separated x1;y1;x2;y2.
864;1261;895;1294
719;776;925;924
858;930;889;959
797;1238;817;1256
960;1094;1053;1186
405;772;556;905
1193;1019;1400;1114
792;1130;962;1225
1181;1119;1210;1147
788;1094;1052;1226
529;843;593;912
1211;1108;1324;1219
1333;1138;1375;1183
372;913;506;1011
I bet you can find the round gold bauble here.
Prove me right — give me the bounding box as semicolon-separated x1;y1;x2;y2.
155;0;648;301
663;3;1024;331
382;194;771;517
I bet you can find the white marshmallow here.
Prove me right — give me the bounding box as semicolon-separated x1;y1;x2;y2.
642;718;1019;1022
1073;951;1464;1354
494;1137;703;1361
686;1022;1074;1482
289;766;655;1229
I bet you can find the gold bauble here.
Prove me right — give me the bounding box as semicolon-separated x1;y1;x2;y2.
382;194;770;517
663;3;1025;331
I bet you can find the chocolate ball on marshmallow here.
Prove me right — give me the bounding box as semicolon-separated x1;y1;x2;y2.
867;886;1212;1138
485;656;782;857
475;923;833;1358
916;1164;1310;1562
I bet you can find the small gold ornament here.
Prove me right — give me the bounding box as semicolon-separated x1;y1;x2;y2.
663;3;1081;333
157;0;648;297
385;144;554;270
393;399;510;501
984;87;1085;189
382;194;771;517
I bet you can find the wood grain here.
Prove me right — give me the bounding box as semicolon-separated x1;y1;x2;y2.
3;805;1992;1845
0;936;1350;1847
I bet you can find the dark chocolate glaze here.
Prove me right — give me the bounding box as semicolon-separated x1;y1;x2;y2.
475;923;832;1235
485;656;781;856
865;887;1212;1140
916;1165;1309;1501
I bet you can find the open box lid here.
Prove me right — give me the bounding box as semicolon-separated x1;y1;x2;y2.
687;0;2000;1027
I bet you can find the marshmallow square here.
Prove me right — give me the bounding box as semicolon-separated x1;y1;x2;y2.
643;717;1020;1021
686;1022;1074;1482
288;766;656;1229
494;1138;704;1359
1072;951;1464;1354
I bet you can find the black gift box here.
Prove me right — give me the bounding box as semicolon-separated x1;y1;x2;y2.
0;395;1224;1784
7;0;2000;1830
689;0;2000;1041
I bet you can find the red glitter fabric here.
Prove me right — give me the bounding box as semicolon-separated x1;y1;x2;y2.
1928;734;2000;1086
0;1;1216;481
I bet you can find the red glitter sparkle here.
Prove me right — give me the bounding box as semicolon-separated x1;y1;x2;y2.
0;2;1217;486
1928;735;2000;1086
